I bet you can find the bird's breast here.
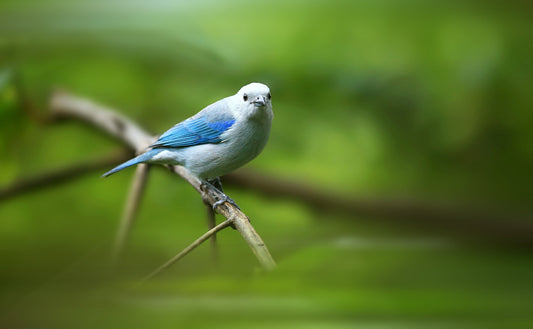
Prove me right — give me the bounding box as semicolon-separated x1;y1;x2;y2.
184;112;272;180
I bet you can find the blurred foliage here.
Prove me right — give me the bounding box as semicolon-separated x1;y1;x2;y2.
0;0;532;328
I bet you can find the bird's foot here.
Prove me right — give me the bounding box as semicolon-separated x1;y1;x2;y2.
212;193;240;210
201;179;240;210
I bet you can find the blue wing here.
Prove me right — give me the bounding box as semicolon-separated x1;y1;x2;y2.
151;116;235;148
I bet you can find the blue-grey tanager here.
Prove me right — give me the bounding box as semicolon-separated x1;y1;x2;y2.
102;82;273;207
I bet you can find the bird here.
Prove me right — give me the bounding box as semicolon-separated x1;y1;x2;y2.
102;82;273;208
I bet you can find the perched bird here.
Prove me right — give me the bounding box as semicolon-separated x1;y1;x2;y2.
102;82;273;208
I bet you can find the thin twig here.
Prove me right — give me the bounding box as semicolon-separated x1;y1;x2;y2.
111;163;151;263
142;219;232;282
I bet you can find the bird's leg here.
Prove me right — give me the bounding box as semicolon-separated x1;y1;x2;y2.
209;177;224;192
203;177;240;210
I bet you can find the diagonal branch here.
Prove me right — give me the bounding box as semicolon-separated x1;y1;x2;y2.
50;89;154;152
49;90;276;271
142;219;232;282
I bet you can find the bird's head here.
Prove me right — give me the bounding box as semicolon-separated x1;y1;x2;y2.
235;82;272;119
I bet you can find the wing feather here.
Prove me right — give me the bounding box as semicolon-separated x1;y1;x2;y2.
151;116;235;148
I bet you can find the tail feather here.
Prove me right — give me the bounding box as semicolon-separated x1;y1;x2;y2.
102;149;161;177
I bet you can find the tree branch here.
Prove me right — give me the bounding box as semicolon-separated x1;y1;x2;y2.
49;90;276;271
50;89;154;152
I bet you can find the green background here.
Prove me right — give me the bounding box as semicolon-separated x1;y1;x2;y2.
1;0;532;328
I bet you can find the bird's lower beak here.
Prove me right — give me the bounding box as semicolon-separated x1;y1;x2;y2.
253;96;266;106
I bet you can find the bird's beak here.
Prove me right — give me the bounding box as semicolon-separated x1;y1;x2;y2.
252;95;266;107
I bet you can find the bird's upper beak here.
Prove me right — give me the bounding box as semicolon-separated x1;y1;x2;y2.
252;95;266;107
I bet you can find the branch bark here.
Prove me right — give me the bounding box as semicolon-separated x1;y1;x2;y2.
49;90;276;271
50;89;154;152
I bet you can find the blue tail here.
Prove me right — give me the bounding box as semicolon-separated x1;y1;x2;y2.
102;149;162;177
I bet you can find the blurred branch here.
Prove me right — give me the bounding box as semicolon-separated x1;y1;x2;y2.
223;170;533;246
0;152;130;202
111;163;151;263
49;89;276;272
50;89;155;152
204;200;219;265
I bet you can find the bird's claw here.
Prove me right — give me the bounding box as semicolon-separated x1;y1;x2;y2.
212;193;240;210
201;180;240;210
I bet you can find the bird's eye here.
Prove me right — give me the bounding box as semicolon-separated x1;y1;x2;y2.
243;93;248;101
267;93;271;100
